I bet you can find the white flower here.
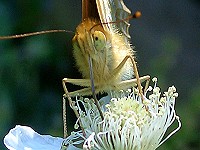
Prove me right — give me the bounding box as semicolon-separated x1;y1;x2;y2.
4;125;80;150
4;78;181;150
62;78;181;150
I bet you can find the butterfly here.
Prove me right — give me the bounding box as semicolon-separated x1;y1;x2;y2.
61;1;150;137
0;0;150;138
0;0;149;98
62;0;150;98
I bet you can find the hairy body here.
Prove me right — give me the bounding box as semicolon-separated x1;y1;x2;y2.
62;19;149;97
73;19;133;92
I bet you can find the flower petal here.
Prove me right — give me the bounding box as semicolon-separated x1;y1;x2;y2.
4;125;63;150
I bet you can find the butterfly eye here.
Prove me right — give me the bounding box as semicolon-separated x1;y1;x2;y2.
92;31;106;51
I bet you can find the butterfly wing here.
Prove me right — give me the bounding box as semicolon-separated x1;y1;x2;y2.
96;0;131;40
82;0;100;21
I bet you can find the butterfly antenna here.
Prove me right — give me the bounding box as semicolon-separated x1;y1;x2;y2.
0;30;74;40
128;11;142;20
90;11;142;31
104;11;141;25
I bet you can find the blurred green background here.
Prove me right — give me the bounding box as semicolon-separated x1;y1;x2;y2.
0;0;199;149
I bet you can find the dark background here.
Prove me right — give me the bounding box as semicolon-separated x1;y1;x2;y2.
0;0;199;149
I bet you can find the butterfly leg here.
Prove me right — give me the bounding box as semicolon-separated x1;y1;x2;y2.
112;55;149;102
144;77;150;93
62;77;104;118
62;78;93;138
62;78;96;96
116;75;150;90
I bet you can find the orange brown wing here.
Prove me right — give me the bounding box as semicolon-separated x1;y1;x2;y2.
82;0;100;21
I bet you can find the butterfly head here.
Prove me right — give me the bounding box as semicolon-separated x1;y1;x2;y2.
72;19;110;60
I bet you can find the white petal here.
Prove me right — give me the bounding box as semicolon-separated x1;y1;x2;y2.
4;125;63;150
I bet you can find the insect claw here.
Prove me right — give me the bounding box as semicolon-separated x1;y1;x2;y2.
63;94;67;98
